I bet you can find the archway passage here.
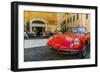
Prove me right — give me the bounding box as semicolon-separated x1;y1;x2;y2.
35;27;45;37
31;20;46;37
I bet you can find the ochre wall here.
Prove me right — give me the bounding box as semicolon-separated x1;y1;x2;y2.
24;11;90;33
65;13;90;32
24;11;57;32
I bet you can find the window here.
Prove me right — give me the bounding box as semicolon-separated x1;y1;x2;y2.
70;17;72;23
67;18;69;24
63;20;66;24
77;14;79;20
66;13;68;15
73;15;75;22
86;14;88;19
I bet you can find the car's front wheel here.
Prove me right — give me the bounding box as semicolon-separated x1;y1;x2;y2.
82;45;87;57
80;43;88;58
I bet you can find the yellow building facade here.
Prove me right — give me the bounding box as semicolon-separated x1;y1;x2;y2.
24;11;90;37
24;11;58;33
65;13;90;32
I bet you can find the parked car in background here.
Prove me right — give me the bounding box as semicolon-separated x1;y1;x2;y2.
27;32;35;38
24;32;29;39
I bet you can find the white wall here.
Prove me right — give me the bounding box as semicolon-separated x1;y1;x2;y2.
0;0;99;73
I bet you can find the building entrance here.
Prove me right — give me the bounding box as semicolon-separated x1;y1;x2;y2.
30;19;48;38
35;27;45;37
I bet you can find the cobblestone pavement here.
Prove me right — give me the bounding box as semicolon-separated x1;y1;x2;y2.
24;38;48;48
24;39;90;62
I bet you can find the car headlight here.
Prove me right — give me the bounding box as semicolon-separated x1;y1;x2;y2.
49;37;53;40
73;38;80;45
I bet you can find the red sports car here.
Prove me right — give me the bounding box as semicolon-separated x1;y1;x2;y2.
47;27;90;57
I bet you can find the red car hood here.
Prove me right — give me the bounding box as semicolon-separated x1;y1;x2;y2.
52;33;84;41
48;33;85;50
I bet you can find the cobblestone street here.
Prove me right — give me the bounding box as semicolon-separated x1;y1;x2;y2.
24;38;48;48
24;39;90;62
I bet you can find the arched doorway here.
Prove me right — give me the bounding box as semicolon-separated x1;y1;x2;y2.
29;18;47;37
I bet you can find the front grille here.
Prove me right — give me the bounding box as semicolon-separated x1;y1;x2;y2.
59;50;79;54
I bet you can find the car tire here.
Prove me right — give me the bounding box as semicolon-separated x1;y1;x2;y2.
80;43;88;58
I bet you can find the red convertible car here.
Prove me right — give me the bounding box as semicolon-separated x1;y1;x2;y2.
47;27;90;57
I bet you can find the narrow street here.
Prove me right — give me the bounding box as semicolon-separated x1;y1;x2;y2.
24;39;90;62
24;38;48;48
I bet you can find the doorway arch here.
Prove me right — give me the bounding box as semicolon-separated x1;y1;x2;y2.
29;18;48;37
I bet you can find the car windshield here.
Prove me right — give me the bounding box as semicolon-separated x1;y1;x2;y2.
72;27;86;34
